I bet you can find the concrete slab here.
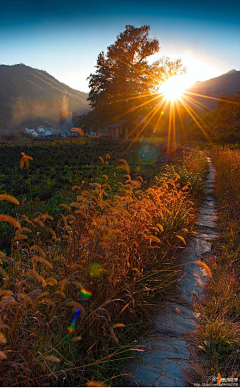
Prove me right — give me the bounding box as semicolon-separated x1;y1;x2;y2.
178;274;207;304
199;207;217;216
194;238;212;255
180;238;212;258
198;213;218;221
206;176;215;181
205;184;214;189
195;229;219;240
204;188;214;194
196;217;217;229
206;178;215;182
129;364;160;386
200;201;217;209
153;359;190;386
205;195;215;201
154;303;199;335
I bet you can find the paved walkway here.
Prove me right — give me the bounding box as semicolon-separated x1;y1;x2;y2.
128;157;218;386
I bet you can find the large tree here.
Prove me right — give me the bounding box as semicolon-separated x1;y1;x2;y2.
80;25;184;131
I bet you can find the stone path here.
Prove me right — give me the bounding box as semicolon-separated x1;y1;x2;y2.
127;157;218;386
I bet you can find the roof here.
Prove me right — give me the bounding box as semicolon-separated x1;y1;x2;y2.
108;119;129;128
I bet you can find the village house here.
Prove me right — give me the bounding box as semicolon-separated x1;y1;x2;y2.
25;127;35;134
107;117;145;140
24;126;72;139
37;126;45;134
107;119;129;140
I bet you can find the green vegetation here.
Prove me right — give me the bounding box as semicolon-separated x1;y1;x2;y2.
197;92;240;143
0;139;207;386
0;136;191;231
166;149;209;199
187;90;240;144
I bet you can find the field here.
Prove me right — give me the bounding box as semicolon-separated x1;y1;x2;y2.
0;136;209;386
0;137;160;248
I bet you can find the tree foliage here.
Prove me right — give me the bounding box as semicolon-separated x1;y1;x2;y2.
80;25;184;131
199;92;240;142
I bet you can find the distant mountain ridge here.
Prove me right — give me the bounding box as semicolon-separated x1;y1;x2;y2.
0;64;90;130
186;69;240;110
0;64;240;131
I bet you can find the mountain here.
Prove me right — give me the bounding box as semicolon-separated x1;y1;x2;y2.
0;64;90;130
186;69;240;110
1;64;240;131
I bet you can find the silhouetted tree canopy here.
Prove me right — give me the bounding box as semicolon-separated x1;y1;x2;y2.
80;25;184;131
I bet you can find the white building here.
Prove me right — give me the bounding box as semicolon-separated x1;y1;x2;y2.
37;127;45;133
25;128;35;134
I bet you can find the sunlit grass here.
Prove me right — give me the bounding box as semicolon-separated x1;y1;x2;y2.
0;149;206;386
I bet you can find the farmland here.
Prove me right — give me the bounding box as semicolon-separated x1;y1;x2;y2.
0;137;170;248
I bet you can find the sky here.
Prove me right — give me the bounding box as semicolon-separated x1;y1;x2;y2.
1;0;239;92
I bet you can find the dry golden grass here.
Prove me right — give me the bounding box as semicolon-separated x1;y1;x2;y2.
0;152;205;386
20;152;33;169
193;146;240;384
195;260;212;278
212;146;240;218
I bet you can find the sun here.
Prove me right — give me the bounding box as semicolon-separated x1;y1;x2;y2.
160;75;188;101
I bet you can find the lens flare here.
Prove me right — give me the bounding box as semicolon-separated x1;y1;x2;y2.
138;145;158;163
88;263;104;277
80;288;92;299
66;308;81;334
107;231;115;239
66;290;92;334
71;128;84;136
66;323;75;334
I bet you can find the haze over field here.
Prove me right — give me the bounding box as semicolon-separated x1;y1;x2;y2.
0;64;89;130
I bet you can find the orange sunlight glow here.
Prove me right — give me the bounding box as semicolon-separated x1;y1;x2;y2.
109;55;240;157
160;74;195;101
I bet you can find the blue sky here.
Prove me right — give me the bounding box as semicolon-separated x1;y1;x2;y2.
1;0;239;92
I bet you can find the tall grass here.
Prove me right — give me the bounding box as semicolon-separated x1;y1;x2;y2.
164;148;209;197
0;150;205;386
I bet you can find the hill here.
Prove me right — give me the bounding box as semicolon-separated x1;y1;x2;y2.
186;69;240;110
1;65;240;131
0;64;90;130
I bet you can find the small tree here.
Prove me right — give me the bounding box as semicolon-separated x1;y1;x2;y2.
82;25;184;131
